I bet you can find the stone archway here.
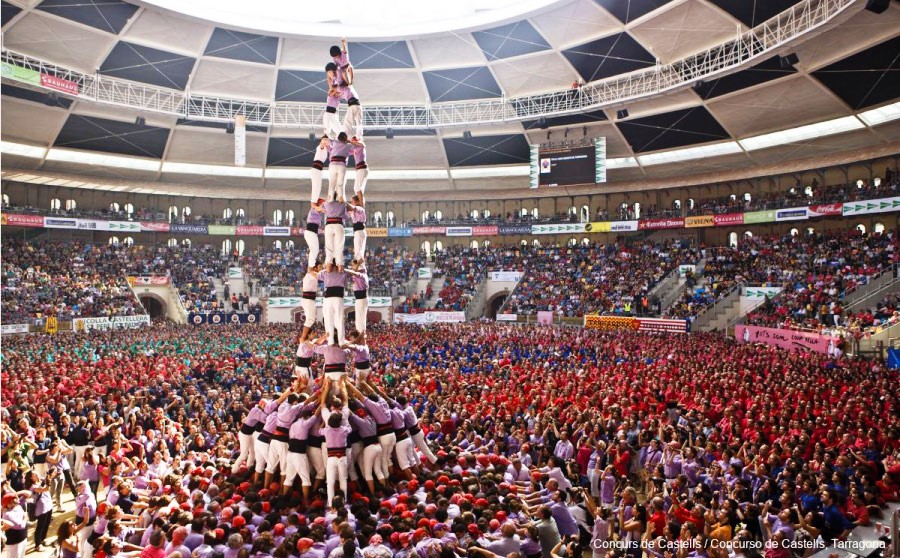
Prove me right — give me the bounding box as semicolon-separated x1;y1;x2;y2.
138;293;167;319
485;291;510;320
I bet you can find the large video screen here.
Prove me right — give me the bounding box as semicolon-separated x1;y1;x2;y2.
530;138;606;188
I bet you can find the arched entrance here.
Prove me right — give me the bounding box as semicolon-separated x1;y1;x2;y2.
486;291;510;320
138;294;167;319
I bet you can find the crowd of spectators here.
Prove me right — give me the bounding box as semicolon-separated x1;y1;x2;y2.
1;322;898;558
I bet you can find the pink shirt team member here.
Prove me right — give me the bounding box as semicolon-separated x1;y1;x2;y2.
324;39;362;141
320;377;352;507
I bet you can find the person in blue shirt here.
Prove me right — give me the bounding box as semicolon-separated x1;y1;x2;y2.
820;488;852;541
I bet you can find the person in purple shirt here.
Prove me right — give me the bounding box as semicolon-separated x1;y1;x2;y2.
266;386;313;491
344;332;371;383
346;384;385;493
253;391;290;487
327;134;352;203
323;196;348;268
319;264;348;345
310;138;329;204
357;380;395;484
305;203;325;269
346;261;368;335
73;481;97;558
315;341;349;385
296;332;327;390
2;492;29;558
348;196;367;263
396;395;437;467
233;399;266;473
283;398;322;504
320;377;351;507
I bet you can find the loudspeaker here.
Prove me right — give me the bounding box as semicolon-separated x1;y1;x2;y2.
462;130;473;139
308;132;316;142
385;128;394;139
865;0;889;13
616;109;629;120
135;116;146;126
779;53;799;69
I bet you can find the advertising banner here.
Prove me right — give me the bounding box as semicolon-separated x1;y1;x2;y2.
610;220;639;232
40;73;79;95
472;225;498;236
583;315;688;333
775;207;809;222
140;222;170;232
393;311;466;324
685;215;714;228
77;219;109;231
43;217;78;229
128;276;169;286
499;224;533;235
263;226;291;236
189;312;261;325
678;265;696;277
490;271;522;282
208;225;236;235
807;204;843;217
2;214;45;227
73;315;150;332
236;225;265;236
584;222;611;233
531;223;586;235
537;311;555;325
228;268;243;279
170;223;208;234
842;196;900;216
267;296;392;308
496;313;518;322
1;62;40;86
1;324;30;335
389;227;413;237
417;267;433;279
714;213;744;226
412;226;446;235
735;324;840;355
446;226;472;237
639;218;685;230
108;221;140;232
742;286;782;298
744;210;775;224
368;227;388;237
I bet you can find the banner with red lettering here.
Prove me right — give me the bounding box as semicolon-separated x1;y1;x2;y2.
735;324;842;355
807;204;843;217
472;225;499;236
2;213;45;227
40;73;79;95
140;222;170;232
639;218;685;230
236;225;265;236
713;213;744;226
128;276;169;286
412;226;446;235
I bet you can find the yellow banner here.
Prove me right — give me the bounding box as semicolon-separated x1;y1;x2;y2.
685;215;714;228
584;315;639;331
44;316;58;334
584;222;611;233
0;214;6;226
368;227;388;238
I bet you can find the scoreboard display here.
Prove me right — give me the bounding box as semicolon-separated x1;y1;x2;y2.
530;137;606;188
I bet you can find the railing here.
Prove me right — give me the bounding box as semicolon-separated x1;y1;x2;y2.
841;263;900;310
690;284;743;330
0;0;855;128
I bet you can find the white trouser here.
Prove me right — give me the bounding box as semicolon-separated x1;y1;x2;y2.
362;442;385;481
322;296;346;346
284;451;311;487
395;436;414;470
355;296;368;333
411;430;437;465
79;524;94;558
353;167;368;194
354;365;370;383
6;540;25;558
324;224;345;267
253;438;270;474
589;468;601;498
353;230;367;262
328;164;347;201
378;432;396;474
326;453;349;507
232;431;256;473
310;146;328;202
349;441;364;481
295;365;312;383
266;439;288;474
301;297;317;328
323;111;342;139
304;230;320;267
344;105;362;139
73;445;88;479
34;462;48;478
307;446;326;480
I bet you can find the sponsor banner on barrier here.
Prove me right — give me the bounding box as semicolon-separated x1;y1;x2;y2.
1;61;40;86
369;227;388;237
290;227;304;236
2;213;45;227
496;313;518;321
472;225;498;236
714;213;744;226
584;222;611;233
170;223;209;234
685;215;714;228
412;226;446;235
775;207;809;222
128;276;169;286
583;315;688;333
678;264;696;277
108;221;140;232
842;196;900;216
77;219;109;231
499;224;534;235
1;324;30;335
393;311;466;324
417;267;433;279
446;226;472;237
537;311;554;325
490;271;522;282
639;218;685;230
236;225;265;236
189;312;261;325
744;210;775;224
40;73;79;95
140;221;170;232
263;226;291;236
44;217;78;229
532;223;586;235
73;315;150;332
208;225;236;235
735;324;840;354
228;268;243;279
807;204;843;217
610;220;639;232
389;227;413;237
742;286;782;298
638;318;689;333
267;296;391;308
